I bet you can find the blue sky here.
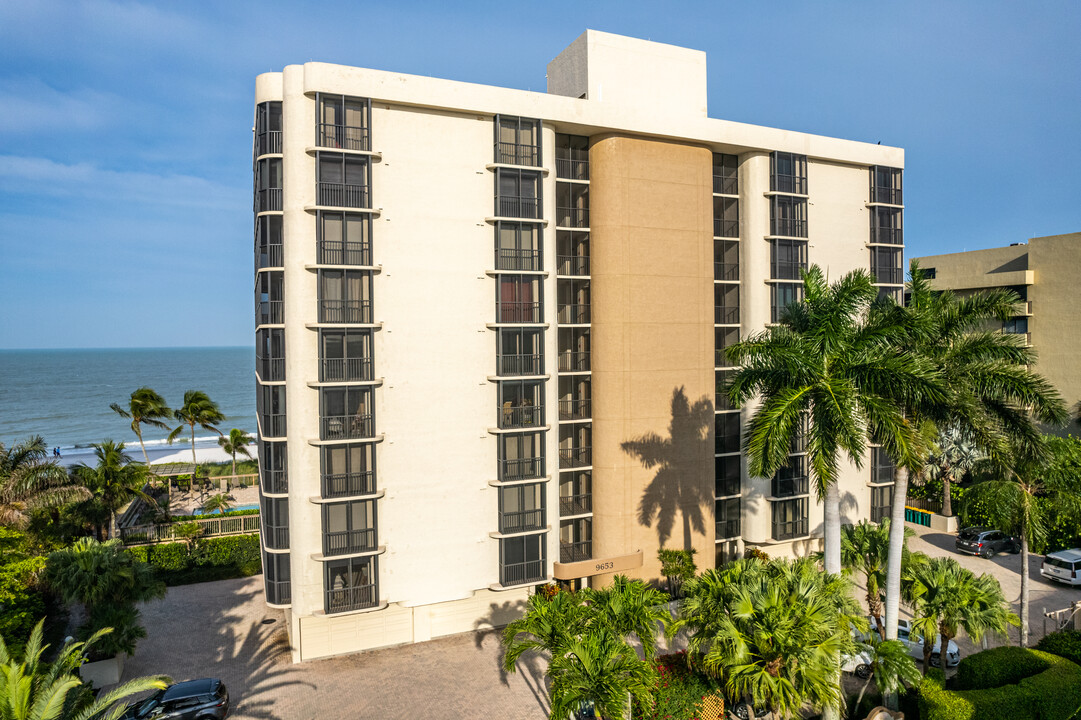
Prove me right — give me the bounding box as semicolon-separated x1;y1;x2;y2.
1;0;1078;349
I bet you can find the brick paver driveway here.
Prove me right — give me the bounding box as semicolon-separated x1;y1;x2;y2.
122;577;550;720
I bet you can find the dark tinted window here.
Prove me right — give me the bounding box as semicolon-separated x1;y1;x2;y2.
1046;557;1076;569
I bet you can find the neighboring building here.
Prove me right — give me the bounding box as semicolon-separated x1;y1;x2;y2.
252;30;905;662
915;232;1081;420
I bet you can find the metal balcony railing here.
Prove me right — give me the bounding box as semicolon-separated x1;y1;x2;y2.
557;255;590;276
500;559;545;587
497;353;543;376
559;399;591;421
320;357;373;382
716;390;733;412
500;457;545;481
558;351;590;372
318;299;372;324
559;447;591;469
260;413;286;438
714;219;738;238
871;504;892;523
260;469;288;495
326;584;378;614
496;196;541;219
257;357;285;382
772;474;809;498
499;509;545;534
256;131;282;156
257;244;283;269
715;306;739;325
771;174;807;195
321;414;374;440
264;578;291;605
773;518;808;541
770;219;807;238
713;174;738;195
557;207;589;228
714;261;739;281
560;541;592;563
263;524;290;550
870;226;904;245
318;241;371;266
558;304;590;324
496;302;542;324
716;519;740;540
322;471;375;498
317;182;369;208
495;141;539;167
871;185;903;205
556;149;589;180
559;494;592;516
772;262;806;281
324;527;376;556
873;267;904;285
317;123;371;152
499;404;544;429
495;248;541;272
256;188;282;212
256;301;284;326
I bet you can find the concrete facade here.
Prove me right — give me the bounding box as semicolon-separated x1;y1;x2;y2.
252;30;906;662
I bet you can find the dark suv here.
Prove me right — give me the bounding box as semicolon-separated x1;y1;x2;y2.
955;527;1020;558
120;679;229;720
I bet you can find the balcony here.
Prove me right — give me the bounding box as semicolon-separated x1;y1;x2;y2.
499;509;546;534
871;185;903;206
320;358;373;383
559;494;592;516
324;527;376;556
870;226;904;245
256;188;282;213
772;517;808;541
714;261;739;282
556;148;589;180
318;241;371;266
716;518;740;540
557;207;589;229
322;471;375;498
496;302;542;324
559;399;591;421
713;174;738;195
317;183;369;208
558;304;590;324
871;503;892;524
317;123;371;152
261;469;287;495
500;559;545;587
559;447;591;469
772;473;809;498
496;141;539;167
318;300;372;324
497;353;543;377
263;524;289;550
321;413;374;440
499;404;544;430
500;457;545;481
257;244;283;269
715;306;739;325
495;248;541;272
557;255;590;277
495;196;541;219
770;219;806;238
264;578;291;605
326;584;378;614
558;351;590;373
873;267;904;285
559;541;592;564
256;131;282;156
714;219;738;238
260;413;286;438
257;357;285;382
771;175;807;195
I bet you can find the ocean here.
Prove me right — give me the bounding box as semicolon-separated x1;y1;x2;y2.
0;347;255;466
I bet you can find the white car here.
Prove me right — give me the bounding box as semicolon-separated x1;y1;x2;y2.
841;647;874;678
865;617;961;667
1040;548;1081;586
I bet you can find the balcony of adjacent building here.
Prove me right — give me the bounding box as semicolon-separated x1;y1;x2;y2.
496;327;544;377
495;222;543;273
499;534;546;587
259;441;288;496
255;101;282;157
317;269;373;324
498;483;546;534
319;328;374;383
494;168;542;220
771;497;808;541
559;471;592;517
320;387;374;441
316;152;371;209
556;183;589;230
716;496;740;540
498;431;546;482
715;284;739;327
495;275;543;325
559;424;591;469
714;239;739;283
870;166;903;206
495;115;541;167
871;246;904;285
316;94;372;152
317;211;373;266
715;326;739;371
560;517;592;563
255;157;282;213
716;455;740;499
713;196;738;238
261;496;289;550
558;327;591;374
871;484;894;524
322;499;377;556
558;376;591;423
712;153;738;196
769;195;807;238
321;442;376;499
771;282;804;324
770;152;808;196
555;134;589;181
498;380;545;430
256;328;285;383
255;215;283;270
870;206;903;246
557;280;590;325
257;385;286;438
715;411;740;456
262;550;290;606
255;271;284;326
325;556;378;614
771;456;809;499
556;229;590;278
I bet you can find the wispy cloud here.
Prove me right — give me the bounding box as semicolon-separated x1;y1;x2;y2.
0;79;124;134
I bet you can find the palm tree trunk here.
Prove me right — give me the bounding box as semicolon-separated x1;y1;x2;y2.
823;482;841;574
109;509;117;540
885;466;908;642
1020;530;1030;647
854;674;873;715
231;450;237;478
136;424;151;469
942;471;953;517
189;423;199;500
922;634;933;674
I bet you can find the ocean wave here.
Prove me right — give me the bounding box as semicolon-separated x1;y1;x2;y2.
62;435;245;451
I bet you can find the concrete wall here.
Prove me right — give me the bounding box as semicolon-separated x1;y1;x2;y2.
1028;233;1081;413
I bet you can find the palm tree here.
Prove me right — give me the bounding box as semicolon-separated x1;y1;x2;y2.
903;556;1017;673
547;628;657;720
0;435;90;528
878;262;1066;651
502;589;590;672
0;619;169;720
218;428;254;478
168;390;226;497
924;423;985;517
201;492;233;515
850;633;921;714
110;387;172;470
70;440;153;539
840;518;916;638
581;575;671;660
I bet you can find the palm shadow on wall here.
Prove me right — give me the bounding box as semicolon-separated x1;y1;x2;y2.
622;387;715;551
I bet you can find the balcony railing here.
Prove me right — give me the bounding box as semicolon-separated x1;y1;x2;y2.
772;518;808;541
326;584;377;614
559;399;591;421
560;541;592;564
318;241;371;266
716;519;740;540
559;447;591;469
321;413;374;440
770;219;807;238
317;123;371;152
556;148;589;180
261;469;288;495
772;474;809;498
714;261;739;282
716;390;733;412
260;413;286;438
318;300;372;324
322;471;375;498
317;182;369;208
713;175;738;195
263;524;289;550
496;141;540;167
496;302;542;324
557;255;590;277
500;457;545;481
499;405;544;429
320;357;373;382
264;578;291;605
870;226;904;245
771;175;807;195
495;248;541;272
557;207;589;228
256;188;282;213
715;306;739;325
714;219;738;238
558;304;590;324
559;494;592;516
871;504;892;524
257;357;285;382
558;351;590;373
324;527;376;556
256;301;283;326
871;185;903;205
496;196;540;219
873;267;904;285
497;353;543;376
256;131;282;156
257;244;283;269
499;509;546;534
500;559;545;587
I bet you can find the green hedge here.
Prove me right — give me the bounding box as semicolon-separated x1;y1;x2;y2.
125;534;261;586
170;508;260;522
954;645;1051;690
1036;629;1081;665
919;648;1081;720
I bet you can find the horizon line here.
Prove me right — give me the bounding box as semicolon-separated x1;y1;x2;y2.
0;345;254;352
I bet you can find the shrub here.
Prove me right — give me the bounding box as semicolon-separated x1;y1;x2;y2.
170;508;259;522
634;652;723;720
124;533;262;586
146;542;188;572
1036;628;1081;665
953;645;1051;690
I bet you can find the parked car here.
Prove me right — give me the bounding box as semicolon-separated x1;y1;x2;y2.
955;527;1021;558
120;679;229;720
866;617;960;667
1040;548;1081;586
841;646;874;679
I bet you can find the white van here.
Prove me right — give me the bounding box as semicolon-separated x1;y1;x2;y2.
1041;548;1081;586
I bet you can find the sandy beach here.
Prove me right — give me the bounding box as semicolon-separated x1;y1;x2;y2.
59;439;256;469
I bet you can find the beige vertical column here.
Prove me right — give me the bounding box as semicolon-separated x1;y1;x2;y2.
588;135;715;585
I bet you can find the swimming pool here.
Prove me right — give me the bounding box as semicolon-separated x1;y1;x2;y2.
193;504;260;516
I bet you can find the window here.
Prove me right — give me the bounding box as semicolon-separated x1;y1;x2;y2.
500;534;546;586
255;101;282;155
321;442;375;498
560;518;592;563
320;386;373;440
322;499;376;556
255;158;282;212
316;152;370;207
771;282;804;323
498;380;545;428
495;169;541;219
713;153;738;195
499;483;545;534
716;455;740;497
496;222;541;271
258;441;287;494
920;267;936;280
497;328;544;376
1003;317;1029;334
499;432;545;480
871;447;895;485
716;413;740;456
770;195;807;237
870;206;903;245
771;239;807;280
870;166;903;205
318;269;372;323
871;485;894;523
772;498;808;540
497;275;542;323
870;247;903;285
325;556;377;613
255;271;283;325
771;152;807;194
256;215;282;268
715;284;739;325
261;496;289;550
257;385;286;437
318;212;371;265
715;326;739;368
320;329;372;382
317;94;370;151
716;497;740;539
263;551;290;605
559;472;592;515
495;115;540;166
713;196;739;238
772;456;809;497
256;328;285;382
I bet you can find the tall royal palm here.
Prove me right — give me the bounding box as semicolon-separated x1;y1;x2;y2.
0;435;89;528
878;261;1066;649
168;390;226;493
110;387;172;470
70;440;154;539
